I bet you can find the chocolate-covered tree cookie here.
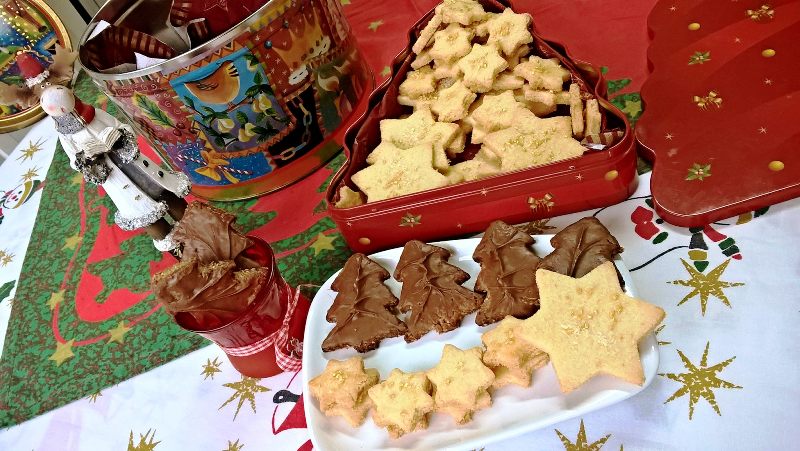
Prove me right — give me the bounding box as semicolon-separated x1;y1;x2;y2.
473;220;541;325
394;240;483;342
538;217;623;277
322;254;407;353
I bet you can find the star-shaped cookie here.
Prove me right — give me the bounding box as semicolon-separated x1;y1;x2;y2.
516;262;665;393
430;23;474;63
352;142;449;201
513;56;571;91
470;90;525;133
485;8;533;56
308;357;380;426
457;43;508;93
368;369;435;438
439;0;486;25
399;66;436;99
431;80;477;122
426;344;495;423
481;317;549;388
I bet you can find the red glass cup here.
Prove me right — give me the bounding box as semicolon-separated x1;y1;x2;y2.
173;237;310;378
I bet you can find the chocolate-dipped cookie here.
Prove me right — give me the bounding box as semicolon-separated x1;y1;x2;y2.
322;254;407;353
394;240;483;342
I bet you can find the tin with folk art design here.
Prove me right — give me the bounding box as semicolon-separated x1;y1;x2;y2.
78;0;372;201
326;0;638;254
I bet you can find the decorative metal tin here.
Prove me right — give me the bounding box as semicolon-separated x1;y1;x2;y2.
0;0;71;133
78;0;372;201
326;0;638;254
637;0;800;227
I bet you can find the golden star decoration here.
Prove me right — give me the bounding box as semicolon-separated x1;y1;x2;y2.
224;439;245;451
107;321;132;344
685;163;711;181
87;391;102;403
62;233;83;251
669;259;744;316
659;341;741;420
202;356;223;380
16;137;45;162
49;339;75;366
127;429;161;451
368;20;384;31
688;50;711;65
20;166;40;182
219;376;270;420
380;66;391;77
555;419;611;451
399;212;422;227
47;289;65;310
310;232;336;255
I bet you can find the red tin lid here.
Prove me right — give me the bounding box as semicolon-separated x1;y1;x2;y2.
636;0;800;227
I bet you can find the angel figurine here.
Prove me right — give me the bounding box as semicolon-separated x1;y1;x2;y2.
0;48;191;251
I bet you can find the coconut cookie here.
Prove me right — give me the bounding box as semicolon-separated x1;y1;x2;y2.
308;357;380;427
516;262;665;393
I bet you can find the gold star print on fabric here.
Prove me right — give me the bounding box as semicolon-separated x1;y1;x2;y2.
201;357;223;380
46;289;65;310
669;259;744;315
62;233;83;251
368;20;384;31
219;376;270;420
127;429;160;451
655;324;671;346
659;342;742;420
223;439;244;451
20;166;40;182
310;232;336;255
49;339;75;366
87;391;102;403
70;172;84;185
16;137;45;162
621;99;641;118
555;419;611;451
399;212;421;227
380;66;391;77
107;321;132;344
0;249;13;267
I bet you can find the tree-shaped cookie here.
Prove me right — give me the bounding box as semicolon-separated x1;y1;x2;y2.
538;217;623;278
472;220;541;325
322;254;407;353
394;240;483;342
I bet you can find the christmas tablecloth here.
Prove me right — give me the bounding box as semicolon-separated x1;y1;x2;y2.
2;0;799;449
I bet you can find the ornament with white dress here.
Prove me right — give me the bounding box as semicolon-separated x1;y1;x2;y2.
1;50;191;250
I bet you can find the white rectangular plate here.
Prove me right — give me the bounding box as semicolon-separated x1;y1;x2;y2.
303;236;658;451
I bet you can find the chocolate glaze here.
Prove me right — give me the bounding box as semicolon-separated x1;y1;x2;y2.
473;221;541;326
153;258;268;329
171;201;257;268
538;217;623;278
394;240;483;342
322;254;408;353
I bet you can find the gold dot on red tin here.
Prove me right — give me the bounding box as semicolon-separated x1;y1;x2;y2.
688;22;701;30
604;170;619;181
768;161;784;171
358;237;371;246
761;48;776;57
